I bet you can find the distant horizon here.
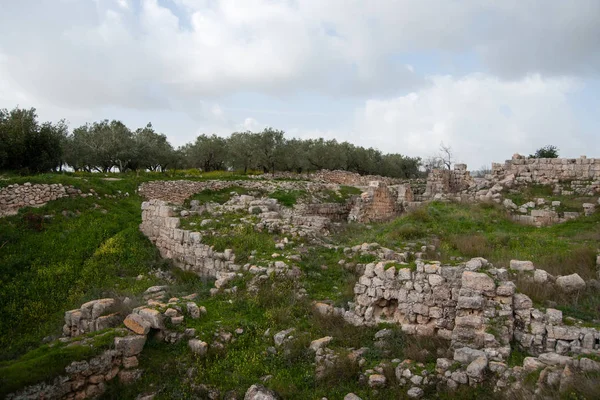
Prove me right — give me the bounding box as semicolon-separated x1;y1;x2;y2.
2;1;599;167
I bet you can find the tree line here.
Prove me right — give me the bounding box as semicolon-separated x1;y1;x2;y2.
0;106;422;178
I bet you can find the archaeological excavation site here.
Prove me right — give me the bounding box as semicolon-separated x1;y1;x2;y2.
1;155;600;400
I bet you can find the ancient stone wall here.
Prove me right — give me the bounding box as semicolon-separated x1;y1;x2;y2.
422;164;475;200
348;181;401;223
348;259;600;362
0;183;82;217
140;200;238;278
493;155;600;185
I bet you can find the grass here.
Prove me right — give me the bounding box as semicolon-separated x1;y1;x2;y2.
201;224;276;264
0;176;166;361
269;189;308;207
321;185;363;204
183;186;252;206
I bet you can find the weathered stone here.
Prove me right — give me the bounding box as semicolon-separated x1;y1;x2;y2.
513;293;533;310
368;374;386;388
244;384;281;400
343;394;362;400
273;328;295;347
188;339;208;357
533;269;549;284
496;281;516;297
461;271;495;293
523;357;545;370
538;353;571;366
454;347;486;364
556;273;586;293
136;308;164;330
510;260;534;272
115;335;147;357
457;296;484;310
465;258;487;271
466;356;488;382
546;308;563;325
310;336;333;352
122;356;139;369
124;314;151;335
407;387;424;398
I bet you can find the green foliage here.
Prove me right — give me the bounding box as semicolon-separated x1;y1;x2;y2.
0;107;66;173
529;145;559;158
506;343;528;367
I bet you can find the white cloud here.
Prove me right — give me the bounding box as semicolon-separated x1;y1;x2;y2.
0;0;598;164
2;0;597;112
237;117;262;132
355;74;586;167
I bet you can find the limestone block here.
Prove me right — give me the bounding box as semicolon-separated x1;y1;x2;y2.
461;271;495;293
509;260;534;272
115;335;147;357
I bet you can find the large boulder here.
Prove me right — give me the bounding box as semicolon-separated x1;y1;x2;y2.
556;273;586;293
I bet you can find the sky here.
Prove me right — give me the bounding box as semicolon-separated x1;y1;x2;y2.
1;0;599;168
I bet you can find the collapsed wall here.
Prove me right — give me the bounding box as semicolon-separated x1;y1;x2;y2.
348;259;600;362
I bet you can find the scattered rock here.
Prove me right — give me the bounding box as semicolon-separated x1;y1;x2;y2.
556;273;586;293
188;339;208;357
310;337;333;352
509;260;534;272
243;384;281;400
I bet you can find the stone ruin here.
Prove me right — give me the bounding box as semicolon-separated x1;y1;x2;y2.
0;183;84;217
494;154;600;186
346;259;600;359
140;199;239;278
348;181;401;223
420;155;600;226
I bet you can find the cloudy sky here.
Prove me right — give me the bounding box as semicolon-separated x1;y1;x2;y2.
1;0;599;168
